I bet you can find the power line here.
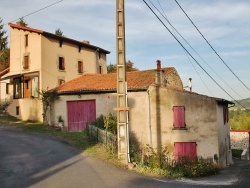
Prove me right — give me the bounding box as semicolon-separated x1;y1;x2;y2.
155;0;214;96
7;0;64;24
142;0;245;108
174;0;250;93
149;0;248;103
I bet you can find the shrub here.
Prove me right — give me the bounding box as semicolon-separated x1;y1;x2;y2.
91;113;117;135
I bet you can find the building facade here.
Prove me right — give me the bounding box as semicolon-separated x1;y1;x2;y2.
51;63;233;167
1;23;110;121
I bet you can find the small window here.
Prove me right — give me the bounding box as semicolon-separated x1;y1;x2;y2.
24;55;29;69
59;57;65;70
223;106;229;124
25;34;28;47
59;40;63;47
174;142;197;162
78;61;83;73
6;83;9;94
59;79;65;86
16;106;20;116
99;65;102;74
173;106;186;128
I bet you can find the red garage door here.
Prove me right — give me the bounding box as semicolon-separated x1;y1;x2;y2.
67;100;96;132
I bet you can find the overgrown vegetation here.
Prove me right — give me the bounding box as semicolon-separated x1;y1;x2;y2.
232;149;243;158
91;113;117;135
38;90;59;126
230;109;250;130
130;144;220;178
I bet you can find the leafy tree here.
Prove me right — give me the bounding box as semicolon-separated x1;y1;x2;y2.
17;17;28;27
0;18;7;50
0;17;9;71
55;28;63;36
230;109;250;130
107;60;139;73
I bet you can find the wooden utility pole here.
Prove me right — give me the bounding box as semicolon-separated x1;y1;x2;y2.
115;0;129;163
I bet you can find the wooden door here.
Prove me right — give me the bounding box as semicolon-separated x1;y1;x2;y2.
67;100;96;132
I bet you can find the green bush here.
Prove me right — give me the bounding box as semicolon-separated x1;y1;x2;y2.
91;113;117;135
130;144;220;178
232;149;243;158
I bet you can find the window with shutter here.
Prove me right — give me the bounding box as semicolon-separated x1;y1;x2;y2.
24;55;29;69
78;61;83;73
174;142;197;162
59;57;65;70
173;106;186;128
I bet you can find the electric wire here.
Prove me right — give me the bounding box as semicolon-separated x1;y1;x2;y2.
150;0;248;103
155;0;214;96
142;0;245;108
174;0;250;94
6;0;64;25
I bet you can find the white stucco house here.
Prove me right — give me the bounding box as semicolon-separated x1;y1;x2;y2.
50;61;233;168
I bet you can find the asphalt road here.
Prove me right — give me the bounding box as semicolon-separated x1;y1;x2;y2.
0;126;249;188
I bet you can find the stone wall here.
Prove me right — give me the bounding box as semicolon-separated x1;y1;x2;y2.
230;131;249;150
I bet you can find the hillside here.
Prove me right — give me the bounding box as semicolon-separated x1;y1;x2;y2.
232;98;250;109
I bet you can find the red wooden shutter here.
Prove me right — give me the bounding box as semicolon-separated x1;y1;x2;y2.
24;56;29;69
62;58;65;70
174;142;197;162
173;106;185;128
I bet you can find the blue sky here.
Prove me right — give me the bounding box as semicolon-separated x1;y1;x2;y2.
1;0;250;101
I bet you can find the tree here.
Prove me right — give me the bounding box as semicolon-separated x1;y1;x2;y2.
17;17;28;27
55;28;63;36
0;17;9;71
107;60;139;73
0;18;8;50
230;109;250;130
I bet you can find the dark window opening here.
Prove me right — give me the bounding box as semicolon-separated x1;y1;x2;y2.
13;78;22;99
59;40;63;47
16;106;20;116
59;79;65;85
78;61;83;73
59;57;65;70
6;83;9;94
25;34;28;47
78;46;81;52
24;55;29;69
99;65;102;74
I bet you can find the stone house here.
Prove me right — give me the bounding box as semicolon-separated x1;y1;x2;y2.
51;61;233;168
0;23;110;121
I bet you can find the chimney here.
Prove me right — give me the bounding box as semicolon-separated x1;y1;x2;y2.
156;60;161;70
155;60;163;85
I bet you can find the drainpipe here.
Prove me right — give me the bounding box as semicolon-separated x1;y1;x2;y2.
147;88;152;146
95;48;100;74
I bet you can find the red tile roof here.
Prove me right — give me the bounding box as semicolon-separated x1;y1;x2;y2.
0;68;10;78
57;67;175;94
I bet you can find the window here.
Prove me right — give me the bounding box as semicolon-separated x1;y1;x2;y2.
78;61;83;73
174;142;197;162
59;79;65;86
25;34;28;47
31;76;39;98
173;106;186;128
59;40;63;47
99;65;102;74
13;78;21;99
59;57;65;70
16;106;20;116
223;106;229;124
6;83;9;94
24;55;29;69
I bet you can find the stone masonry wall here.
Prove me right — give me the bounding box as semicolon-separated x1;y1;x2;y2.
230;132;249;150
